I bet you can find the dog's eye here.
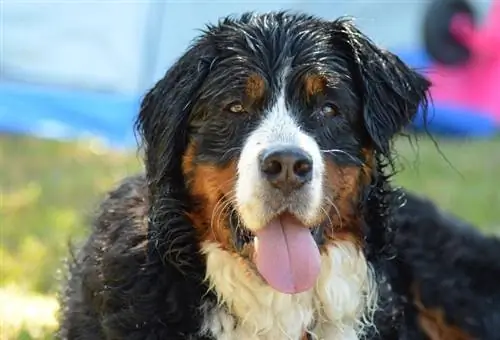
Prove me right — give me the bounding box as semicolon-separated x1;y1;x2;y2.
226;102;246;114
320;103;336;117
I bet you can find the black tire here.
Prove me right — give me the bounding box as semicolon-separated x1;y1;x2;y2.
422;0;476;65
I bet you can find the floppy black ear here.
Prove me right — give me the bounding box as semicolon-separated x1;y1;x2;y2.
331;19;430;155
135;45;212;196
135;41;214;275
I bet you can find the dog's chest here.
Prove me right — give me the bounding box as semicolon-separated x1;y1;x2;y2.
199;241;372;340
202;296;314;340
201;296;360;340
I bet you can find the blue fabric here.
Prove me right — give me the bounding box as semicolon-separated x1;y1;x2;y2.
397;49;498;138
0;82;140;149
414;104;498;137
395;48;432;72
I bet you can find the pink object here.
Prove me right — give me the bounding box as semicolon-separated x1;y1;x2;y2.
427;0;500;123
253;213;321;294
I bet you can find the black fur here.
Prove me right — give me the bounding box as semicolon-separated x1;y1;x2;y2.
59;175;213;340
392;192;500;339
328;24;428;156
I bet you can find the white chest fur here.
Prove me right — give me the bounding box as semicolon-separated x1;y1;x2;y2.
199;241;377;340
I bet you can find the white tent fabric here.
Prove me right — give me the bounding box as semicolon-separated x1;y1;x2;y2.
3;1;444;94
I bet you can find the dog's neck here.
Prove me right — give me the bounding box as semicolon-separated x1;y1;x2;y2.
198;240;377;340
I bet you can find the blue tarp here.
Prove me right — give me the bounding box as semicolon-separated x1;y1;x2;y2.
0;82;140;149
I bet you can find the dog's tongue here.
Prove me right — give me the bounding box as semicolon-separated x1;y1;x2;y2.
253;214;321;294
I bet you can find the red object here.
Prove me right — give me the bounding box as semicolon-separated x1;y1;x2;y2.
427;0;500;122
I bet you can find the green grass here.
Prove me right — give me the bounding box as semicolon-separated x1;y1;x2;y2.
394;136;500;232
0;134;141;295
1;133;499;339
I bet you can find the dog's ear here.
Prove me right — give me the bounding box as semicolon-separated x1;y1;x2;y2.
135;42;214;274
135;44;212;196
331;19;430;155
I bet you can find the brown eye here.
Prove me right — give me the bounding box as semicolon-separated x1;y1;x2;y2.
227;102;246;114
320;103;336;117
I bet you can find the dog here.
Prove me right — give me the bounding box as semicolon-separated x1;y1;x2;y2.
59;11;431;339
390;191;500;340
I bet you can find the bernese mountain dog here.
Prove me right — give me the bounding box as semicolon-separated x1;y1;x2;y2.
58;11;499;340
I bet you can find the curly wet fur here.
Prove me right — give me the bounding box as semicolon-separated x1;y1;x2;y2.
390;192;500;339
59;175;211;339
58;11;437;340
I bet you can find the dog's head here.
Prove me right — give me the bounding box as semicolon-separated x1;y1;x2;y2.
137;12;429;295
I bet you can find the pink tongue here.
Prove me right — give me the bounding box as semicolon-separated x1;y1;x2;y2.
253;214;321;294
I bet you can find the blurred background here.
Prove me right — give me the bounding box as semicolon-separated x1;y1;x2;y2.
0;1;498;339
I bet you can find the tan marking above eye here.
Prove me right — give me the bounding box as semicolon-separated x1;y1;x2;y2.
228;102;246;113
246;74;266;102
304;74;326;98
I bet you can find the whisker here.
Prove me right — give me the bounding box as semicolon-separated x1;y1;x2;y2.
210;186;240;243
210;197;227;241
205;174;238;242
214;199;236;241
220;146;242;161
224;191;247;237
325;196;343;231
320;148;363;166
320;206;333;230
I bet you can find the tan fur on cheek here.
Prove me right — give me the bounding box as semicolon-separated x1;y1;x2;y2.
361;148;375;186
182;142;238;250
322;159;370;246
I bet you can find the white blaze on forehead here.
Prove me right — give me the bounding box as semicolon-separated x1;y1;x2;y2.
237;89;323;171
256;92;300;144
235;82;324;231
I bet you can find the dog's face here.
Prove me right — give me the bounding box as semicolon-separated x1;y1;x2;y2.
137;12;429;295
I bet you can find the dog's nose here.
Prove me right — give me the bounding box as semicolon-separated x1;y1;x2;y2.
259;146;313;192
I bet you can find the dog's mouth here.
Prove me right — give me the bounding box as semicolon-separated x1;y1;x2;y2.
230;210;325;248
229;206;326;294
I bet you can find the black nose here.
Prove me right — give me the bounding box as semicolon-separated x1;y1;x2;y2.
259;146;313;193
